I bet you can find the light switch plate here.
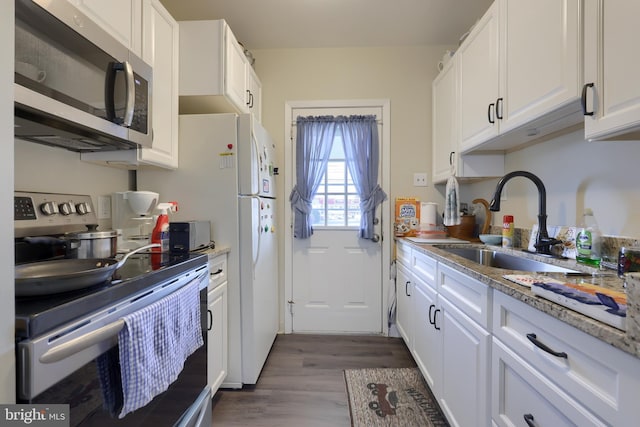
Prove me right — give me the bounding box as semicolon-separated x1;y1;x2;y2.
413;172;428;187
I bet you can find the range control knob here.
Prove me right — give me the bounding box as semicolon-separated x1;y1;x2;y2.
40;201;59;216
59;202;75;215
76;202;92;215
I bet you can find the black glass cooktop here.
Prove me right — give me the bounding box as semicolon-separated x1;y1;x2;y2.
15;252;207;339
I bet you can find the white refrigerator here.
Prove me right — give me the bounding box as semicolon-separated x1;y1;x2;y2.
138;113;279;387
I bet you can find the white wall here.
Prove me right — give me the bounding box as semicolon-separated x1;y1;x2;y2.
253;45;454;237
253;45;640;244
14;139;131;230
465;128;640;239
1;0;15;404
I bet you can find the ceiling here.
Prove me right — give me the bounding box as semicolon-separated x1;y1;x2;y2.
158;0;493;50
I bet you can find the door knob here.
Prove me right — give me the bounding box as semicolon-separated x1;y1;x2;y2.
371;234;380;243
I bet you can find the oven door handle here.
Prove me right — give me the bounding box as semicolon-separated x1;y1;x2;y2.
39;319;125;364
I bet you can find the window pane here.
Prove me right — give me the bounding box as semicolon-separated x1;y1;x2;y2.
307;131;360;228
311;194;325;226
326;163;345;182
347;195;361;227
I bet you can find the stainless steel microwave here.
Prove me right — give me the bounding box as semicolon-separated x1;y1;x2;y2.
14;0;152;152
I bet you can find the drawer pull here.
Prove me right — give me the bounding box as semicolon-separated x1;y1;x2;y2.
523;413;536;426
526;333;568;359
433;308;441;330
210;268;223;276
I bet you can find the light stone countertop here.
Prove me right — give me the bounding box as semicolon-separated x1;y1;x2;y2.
202;245;230;258
401;239;639;359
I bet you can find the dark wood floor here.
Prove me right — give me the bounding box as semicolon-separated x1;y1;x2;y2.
210;334;416;426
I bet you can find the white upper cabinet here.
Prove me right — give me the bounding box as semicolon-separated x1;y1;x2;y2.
432;57;459;184
67;0;142;57
498;0;582;133
458;0;583;153
432;47;503;184
583;0;640;141
178;20;262;121
82;0;180;169
457;1;500;151
247;65;262;122
224;27;250;114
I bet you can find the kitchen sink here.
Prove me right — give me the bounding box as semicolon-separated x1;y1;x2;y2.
437;246;581;273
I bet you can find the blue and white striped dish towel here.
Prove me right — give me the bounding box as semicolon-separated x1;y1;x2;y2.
443;174;461;226
117;276;203;419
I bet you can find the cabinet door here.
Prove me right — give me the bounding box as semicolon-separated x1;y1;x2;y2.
80;0;179;169
395;260;413;347
412;277;442;397
139;0;179;168
225;28;249;113
492;338;604;427
458;1;499;151
584;0;640;141
432;58;457;184
68;0;142;55
208;282;228;395
439;296;491;427
498;0;581;134
246;66;262;122
432;54;504;184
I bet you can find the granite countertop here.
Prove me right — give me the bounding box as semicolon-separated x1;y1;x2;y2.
199;245;231;257
401;238;640;359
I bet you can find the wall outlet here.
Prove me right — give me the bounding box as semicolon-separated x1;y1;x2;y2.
413;172;428;187
97;195;111;219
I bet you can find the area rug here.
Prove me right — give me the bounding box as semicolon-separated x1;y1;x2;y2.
344;367;449;427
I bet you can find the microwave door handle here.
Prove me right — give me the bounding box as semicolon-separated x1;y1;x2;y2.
122;61;135;127
104;61;135;126
104;61;118;122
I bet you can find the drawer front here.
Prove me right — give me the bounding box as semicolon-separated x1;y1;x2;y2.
396;240;412;267
208;253;227;290
412;250;437;289
437;262;490;328
492;338;605;427
493;291;640;426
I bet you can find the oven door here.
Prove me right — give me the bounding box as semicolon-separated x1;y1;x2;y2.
17;269;209;427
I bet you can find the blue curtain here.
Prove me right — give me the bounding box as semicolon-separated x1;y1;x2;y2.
289;116;337;238
341;115;387;239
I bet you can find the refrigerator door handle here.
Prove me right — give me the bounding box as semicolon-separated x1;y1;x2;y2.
251;128;261;196
252;196;262;277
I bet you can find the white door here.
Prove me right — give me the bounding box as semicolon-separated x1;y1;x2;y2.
288;104;387;334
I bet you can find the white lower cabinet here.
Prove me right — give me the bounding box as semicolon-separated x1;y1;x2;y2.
492;290;640;426
207;253;228;396
398;246;640;427
439;296;490;427
400;247;491;427
412;273;440;392
395;258;414;348
492;338;604;427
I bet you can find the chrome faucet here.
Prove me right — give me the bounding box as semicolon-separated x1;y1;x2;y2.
489;171;562;256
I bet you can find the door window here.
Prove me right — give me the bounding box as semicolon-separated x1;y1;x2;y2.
310;132;361;228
